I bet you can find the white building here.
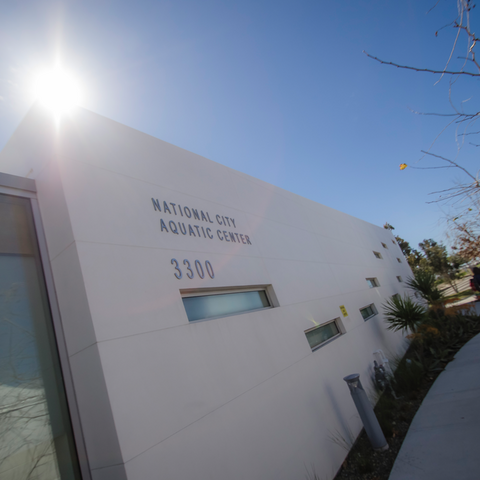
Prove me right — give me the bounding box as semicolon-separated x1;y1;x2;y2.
0;104;411;480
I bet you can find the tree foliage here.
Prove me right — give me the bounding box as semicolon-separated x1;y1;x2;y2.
384;224;467;291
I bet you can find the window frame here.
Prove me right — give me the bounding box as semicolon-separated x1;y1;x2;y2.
366;277;380;288
360;303;378;321
304;318;344;351
0;173;91;480
180;285;277;322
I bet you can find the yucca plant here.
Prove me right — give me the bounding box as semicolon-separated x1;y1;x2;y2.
383;294;427;334
405;270;444;304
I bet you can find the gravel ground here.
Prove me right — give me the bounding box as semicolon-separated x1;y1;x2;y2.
333;374;440;480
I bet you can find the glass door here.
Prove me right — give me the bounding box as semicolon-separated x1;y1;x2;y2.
0;193;81;479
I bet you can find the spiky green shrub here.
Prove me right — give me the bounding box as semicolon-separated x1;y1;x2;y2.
419;311;480;366
405;270;444;304
383;294;427;334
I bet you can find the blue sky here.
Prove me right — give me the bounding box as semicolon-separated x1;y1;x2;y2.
0;0;477;250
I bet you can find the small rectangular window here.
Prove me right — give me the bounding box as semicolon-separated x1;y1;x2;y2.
397;258;402;263
381;242;388;249
373;251;382;259
305;320;341;351
397;276;403;282
360;303;378;321
366;277;380;288
182;288;272;322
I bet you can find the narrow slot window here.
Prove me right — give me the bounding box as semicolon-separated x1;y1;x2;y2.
373;251;382;259
305;320;341;351
397;276;403;282
182;289;271;322
396;258;402;263
360;303;378;321
381;242;388;249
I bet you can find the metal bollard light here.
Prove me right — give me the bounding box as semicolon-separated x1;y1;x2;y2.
343;373;389;452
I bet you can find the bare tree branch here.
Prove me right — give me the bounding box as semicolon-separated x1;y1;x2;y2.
419;150;478;181
365;0;480;259
363;51;480;76
459;130;480;136
408;109;477;117
435;12;463;84
427;0;442;15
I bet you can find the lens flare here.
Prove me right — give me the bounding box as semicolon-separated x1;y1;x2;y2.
35;66;81;114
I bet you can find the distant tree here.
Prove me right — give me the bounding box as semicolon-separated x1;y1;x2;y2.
407;249;430;272
383;223;416;265
418;238;466;292
451;223;480;261
418;239;448;273
395;236;413;257
383;224;466;289
450;199;480;261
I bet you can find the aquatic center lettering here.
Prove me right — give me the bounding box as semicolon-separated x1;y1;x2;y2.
151;198;252;245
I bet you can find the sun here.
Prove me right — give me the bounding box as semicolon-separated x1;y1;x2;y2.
35;66;82;115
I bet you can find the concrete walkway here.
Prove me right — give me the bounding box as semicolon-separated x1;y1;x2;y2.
389;318;480;480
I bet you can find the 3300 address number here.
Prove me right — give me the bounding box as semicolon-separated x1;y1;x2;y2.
171;259;214;280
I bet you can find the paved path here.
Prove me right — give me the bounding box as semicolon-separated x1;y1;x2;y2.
389;309;480;480
440;276;479;308
440;276;472;298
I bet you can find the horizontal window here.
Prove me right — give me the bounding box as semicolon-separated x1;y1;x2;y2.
305;320;341;351
366;277;380;288
373;251;382;259
182;288;272;322
360;303;378;321
397;276;403;282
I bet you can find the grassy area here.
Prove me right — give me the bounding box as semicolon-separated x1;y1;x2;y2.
443;289;475;302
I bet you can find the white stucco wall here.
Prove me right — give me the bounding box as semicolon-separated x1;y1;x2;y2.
0;104;411;480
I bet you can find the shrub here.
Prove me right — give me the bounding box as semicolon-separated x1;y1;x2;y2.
375;394;396;437
383;294;427;334
390;357;424;395
406;270;444;304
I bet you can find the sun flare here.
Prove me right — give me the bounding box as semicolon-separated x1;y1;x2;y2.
35;66;82;115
